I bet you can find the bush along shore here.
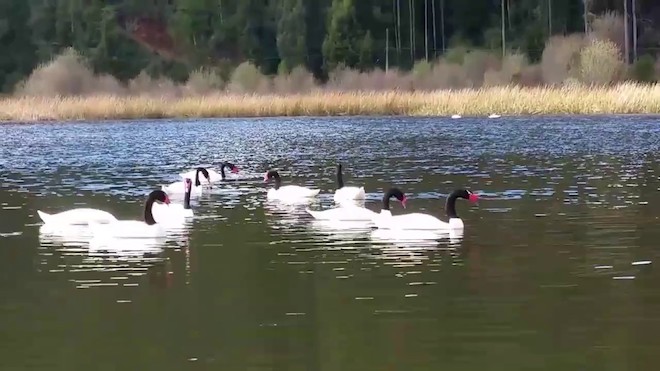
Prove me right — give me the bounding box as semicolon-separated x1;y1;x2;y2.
2;83;660;121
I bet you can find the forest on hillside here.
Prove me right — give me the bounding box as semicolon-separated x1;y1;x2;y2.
2;0;660;95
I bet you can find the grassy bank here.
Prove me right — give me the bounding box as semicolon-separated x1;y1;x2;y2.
2;83;660;122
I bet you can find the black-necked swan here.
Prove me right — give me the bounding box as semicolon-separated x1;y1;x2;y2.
162;167;211;196
179;162;239;182
333;163;366;203
264;170;320;201
305;187;406;222
37;208;117;225
89;190;171;239
152;178;194;223
372;189;479;230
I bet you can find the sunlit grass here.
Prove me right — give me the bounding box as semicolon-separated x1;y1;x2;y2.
2;83;660;122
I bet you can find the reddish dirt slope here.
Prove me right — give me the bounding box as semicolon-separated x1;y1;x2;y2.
119;16;243;63
121;17;185;62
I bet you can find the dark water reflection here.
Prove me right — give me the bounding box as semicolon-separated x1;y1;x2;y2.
1;116;660;370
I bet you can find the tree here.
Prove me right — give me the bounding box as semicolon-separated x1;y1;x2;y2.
236;0;280;74
0;0;36;92
357;30;374;70
322;0;361;71
277;0;307;73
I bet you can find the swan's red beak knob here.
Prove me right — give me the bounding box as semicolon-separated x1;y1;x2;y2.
164;195;171;205
263;173;269;182
232;167;240;174
401;196;408;209
469;193;479;203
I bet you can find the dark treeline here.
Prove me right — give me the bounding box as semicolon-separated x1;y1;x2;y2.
1;0;659;92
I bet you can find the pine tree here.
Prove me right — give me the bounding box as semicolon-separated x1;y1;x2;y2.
277;0;307;73
322;0;361;71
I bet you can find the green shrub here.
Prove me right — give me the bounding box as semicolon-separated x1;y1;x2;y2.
443;46;469;65
228;61;265;93
630;55;656;82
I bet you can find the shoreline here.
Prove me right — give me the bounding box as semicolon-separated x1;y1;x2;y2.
2;83;660;122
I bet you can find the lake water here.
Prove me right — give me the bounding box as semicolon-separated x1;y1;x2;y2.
1;116;660;370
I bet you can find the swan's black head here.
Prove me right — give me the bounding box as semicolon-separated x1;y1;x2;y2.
263;170;280;183
184;178;192;191
149;190;170;204
144;190;169;225
452;189;479;203
383;187;408;209
223;162;240;174
444;189;478;219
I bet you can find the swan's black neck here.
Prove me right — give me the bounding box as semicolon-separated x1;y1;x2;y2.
220;163;228;180
382;188;403;210
144;196;157;225
183;181;191;209
194;167;205;187
445;190;462;218
266;170;282;190
195;169;201;187
336;164;344;189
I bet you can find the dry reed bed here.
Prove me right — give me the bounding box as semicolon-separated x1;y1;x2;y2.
2;83;660;122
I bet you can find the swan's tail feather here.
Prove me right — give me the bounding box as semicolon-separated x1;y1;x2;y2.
37;210;51;224
305;208;320;219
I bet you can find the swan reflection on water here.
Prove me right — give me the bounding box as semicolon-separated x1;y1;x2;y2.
366;228;464;266
302;216;465;263
37;219;193;291
40;223;192;255
369;227;464;248
38;224;94;247
306;219;373;242
264;198;318;230
88;235;168;256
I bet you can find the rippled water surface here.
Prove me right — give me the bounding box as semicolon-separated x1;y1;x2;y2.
2;115;660;370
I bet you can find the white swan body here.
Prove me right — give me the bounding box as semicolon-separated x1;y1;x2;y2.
163;167;211;196
90;190;171;239
267;185;320;201
179;168;222;182
372;189;478;231
372;210;463;230
154;178;194;223
153;203;193;218
179;163;239;183
305;204;376;221
151;202;193;226
333;186;366;203
264;170;320;202
37;208;117;225
161;181;204;196
333;164;366;203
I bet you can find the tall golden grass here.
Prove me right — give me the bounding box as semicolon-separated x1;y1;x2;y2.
2;83;660;122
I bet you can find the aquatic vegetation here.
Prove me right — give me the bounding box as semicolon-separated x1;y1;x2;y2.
2;83;660;122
